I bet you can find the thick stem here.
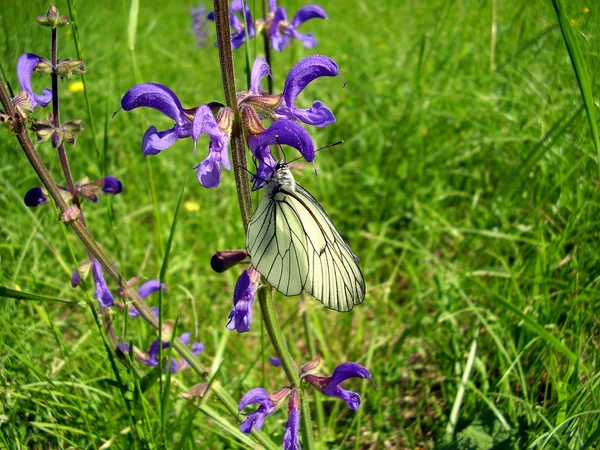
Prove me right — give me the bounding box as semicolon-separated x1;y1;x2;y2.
212;0;315;447
214;0;252;228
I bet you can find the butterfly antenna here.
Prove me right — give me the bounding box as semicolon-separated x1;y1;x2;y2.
287;140;344;164
274;135;287;162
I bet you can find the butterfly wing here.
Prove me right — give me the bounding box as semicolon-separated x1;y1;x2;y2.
246;183;365;312
290;183;365;312
246;191;310;297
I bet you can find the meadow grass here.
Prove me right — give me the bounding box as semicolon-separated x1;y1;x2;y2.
0;0;599;448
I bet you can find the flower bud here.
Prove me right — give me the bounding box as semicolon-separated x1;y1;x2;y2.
299;354;321;378
102;176;123;195
240;104;266;135
36;5;70;28
216;107;234;135
210;250;248;273
24;187;49;207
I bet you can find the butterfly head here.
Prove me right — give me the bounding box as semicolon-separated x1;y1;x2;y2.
268;161;295;192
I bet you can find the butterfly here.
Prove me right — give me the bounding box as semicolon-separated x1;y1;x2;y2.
246;162;365;312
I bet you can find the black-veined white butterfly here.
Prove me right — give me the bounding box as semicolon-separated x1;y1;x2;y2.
246;162;365;312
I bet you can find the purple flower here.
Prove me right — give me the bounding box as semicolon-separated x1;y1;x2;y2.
71;269;81;288
91;260;114;308
101;176;123;195
121;84;231;188
193;105;230;188
227;268;260;333
144;332;203;372
269;357;281;367
283;390;301;450
275;55;338;127
207;0;255;49
269;3;327;52
128;280;166;318
247;120;315;187
304;362;372;411
17;54;52;110
144;339;170;367
121;83;193;155
190;4;208;47
24;187;48;207
238;388;276;433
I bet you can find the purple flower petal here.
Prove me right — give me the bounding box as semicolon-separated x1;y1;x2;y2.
250;57;271;95
101;176;123;195
141;126;180;156
144;339;170;367
91;260;114;308
179;332;191;346
192;342;204;355
71;269;81;288
269;357;281;367
279;55;338;127
283;405;300;450
286;29;317;48
17;53;52;109
121;83;187;126
238;388;276;434
250;144;277;189
193;106;230;188
248;120;315;162
24;187;48;207
226;269;257;333
290;5;327;28
321;362;372;410
137;280;167;300
195;152;222;188
269;7;289;51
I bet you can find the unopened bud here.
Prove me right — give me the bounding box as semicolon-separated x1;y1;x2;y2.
299;354;321;378
210;250;248;273
36;5;70;28
216;107;233;135
240;104;266;135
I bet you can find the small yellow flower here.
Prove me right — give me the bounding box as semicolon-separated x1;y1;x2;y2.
184;201;201;212
583;7;590;14
68;81;84;93
570;18;577;25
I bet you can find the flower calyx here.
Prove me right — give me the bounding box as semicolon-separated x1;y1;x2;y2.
36;5;70;28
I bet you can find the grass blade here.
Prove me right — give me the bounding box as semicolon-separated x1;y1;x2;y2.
0;286;84;306
550;0;600;179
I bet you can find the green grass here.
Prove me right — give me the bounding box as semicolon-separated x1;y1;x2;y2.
1;0;599;448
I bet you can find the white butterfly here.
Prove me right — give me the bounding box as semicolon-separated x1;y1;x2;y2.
246;162;365;312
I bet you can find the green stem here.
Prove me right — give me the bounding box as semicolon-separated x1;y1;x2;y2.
212;0;315;447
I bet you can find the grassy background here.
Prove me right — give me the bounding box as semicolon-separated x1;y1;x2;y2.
0;0;599;448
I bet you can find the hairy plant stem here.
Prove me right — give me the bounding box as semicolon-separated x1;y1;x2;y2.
213;0;314;447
